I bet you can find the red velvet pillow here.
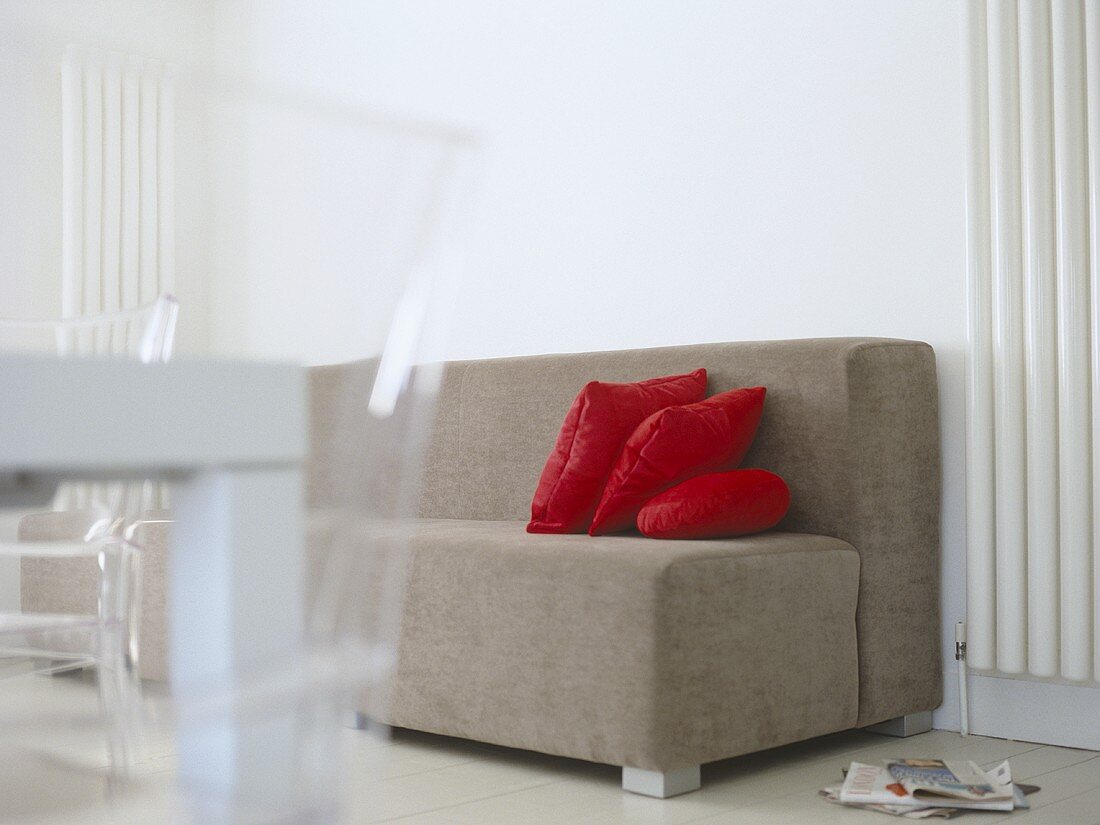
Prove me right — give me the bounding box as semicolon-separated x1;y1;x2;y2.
588;386;766;535
527;369;708;533
637;469;790;539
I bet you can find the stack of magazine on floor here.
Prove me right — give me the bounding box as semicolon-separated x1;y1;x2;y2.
819;758;1037;819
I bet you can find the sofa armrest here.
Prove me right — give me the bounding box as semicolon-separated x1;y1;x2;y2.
843;341;942;725
19;512;171;682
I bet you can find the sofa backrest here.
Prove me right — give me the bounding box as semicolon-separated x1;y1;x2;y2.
309;337;941;728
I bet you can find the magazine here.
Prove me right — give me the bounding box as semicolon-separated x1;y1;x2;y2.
838;762;917;807
831;760;1028;816
818;781;957;819
886;759;1014;807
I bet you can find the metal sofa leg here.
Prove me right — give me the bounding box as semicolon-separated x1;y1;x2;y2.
622;765;701;798
866;710;934;737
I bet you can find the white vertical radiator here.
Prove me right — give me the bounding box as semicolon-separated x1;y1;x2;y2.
61;45;175;512
61;45;175;315
966;0;1100;684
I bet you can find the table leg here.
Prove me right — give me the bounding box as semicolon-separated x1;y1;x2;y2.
170;465;310;823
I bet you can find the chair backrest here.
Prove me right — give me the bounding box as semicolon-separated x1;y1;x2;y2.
0;294;178;363
168;98;476;821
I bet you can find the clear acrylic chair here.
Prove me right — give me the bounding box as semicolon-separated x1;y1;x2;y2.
160;74;476;823
0;294;179;782
170;350;450;824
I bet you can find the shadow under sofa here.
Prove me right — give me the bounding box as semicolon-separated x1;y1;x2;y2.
22;337;942;797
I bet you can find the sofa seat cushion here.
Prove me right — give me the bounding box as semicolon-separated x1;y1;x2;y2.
312;518;861;772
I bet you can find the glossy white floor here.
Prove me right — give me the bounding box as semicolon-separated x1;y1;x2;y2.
2;669;1100;824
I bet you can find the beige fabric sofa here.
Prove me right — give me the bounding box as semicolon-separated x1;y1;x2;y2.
23;338;942;797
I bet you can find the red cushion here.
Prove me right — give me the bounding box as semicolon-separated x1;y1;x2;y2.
589;386;766;535
527;369;707;534
637;469;790;539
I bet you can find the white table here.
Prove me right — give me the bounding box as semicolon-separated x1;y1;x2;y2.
0;357;310;823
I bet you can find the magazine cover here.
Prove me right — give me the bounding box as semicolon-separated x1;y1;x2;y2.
885;759;1013;804
838;762;924;807
836;761;1023;814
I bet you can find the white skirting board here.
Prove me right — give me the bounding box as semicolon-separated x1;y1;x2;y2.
933;661;962;734
944;670;1100;751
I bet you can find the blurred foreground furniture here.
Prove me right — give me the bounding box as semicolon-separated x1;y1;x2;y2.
3;355;306;824
0;296;176;780
38;338;942;798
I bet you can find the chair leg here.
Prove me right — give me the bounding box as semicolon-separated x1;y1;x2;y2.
96;629;139;785
866;710;934;737
342;710;369;730
96;542;143;785
32;658;88;676
622;765;701;798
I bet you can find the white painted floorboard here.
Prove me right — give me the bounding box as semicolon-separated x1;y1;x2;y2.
1;671;1098;824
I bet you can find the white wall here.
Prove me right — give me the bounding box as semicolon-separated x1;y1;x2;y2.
1;0;971;729
212;0;969;729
